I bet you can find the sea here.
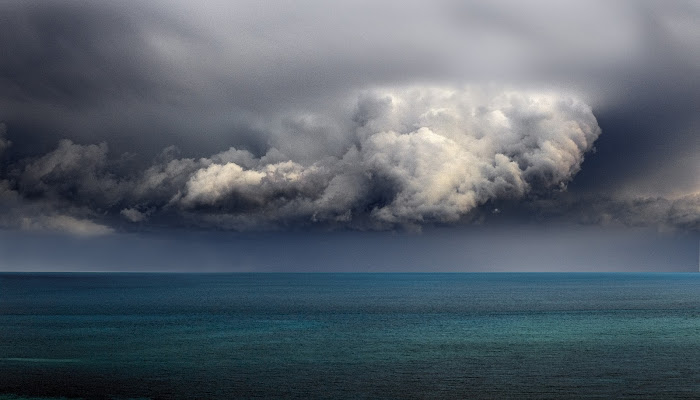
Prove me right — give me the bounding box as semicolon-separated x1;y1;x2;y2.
0;273;699;399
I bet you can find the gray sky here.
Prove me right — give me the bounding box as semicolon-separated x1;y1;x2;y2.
0;0;698;271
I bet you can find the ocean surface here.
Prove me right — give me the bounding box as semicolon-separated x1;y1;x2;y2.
0;273;699;399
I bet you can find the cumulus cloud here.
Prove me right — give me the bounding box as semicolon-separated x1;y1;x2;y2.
1;85;697;234
167;88;600;229
0;179;113;237
1;1;697;232
17;139;126;206
0;86;602;231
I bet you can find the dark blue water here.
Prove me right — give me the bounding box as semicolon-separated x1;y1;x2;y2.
1;273;699;399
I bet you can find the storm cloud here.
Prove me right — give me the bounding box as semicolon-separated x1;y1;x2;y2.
0;0;698;237
0;87;601;231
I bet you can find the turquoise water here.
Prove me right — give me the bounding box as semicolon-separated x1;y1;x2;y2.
1;273;699;399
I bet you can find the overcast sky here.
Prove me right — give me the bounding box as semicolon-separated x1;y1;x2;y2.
0;0;698;271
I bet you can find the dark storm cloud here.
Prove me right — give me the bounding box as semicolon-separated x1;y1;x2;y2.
0;87;603;232
0;2;159;104
513;192;700;234
0;0;697;235
0;1;243;158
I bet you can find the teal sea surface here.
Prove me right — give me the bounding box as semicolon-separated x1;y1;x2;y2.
1;273;699;399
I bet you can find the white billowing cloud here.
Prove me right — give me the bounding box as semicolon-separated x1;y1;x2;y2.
179;162;265;206
0;86;604;231
350;88;599;224
171;87;601;229
4;85;698;233
361;128;522;224
179;160;327;207
2;0;698;212
20;215;114;236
